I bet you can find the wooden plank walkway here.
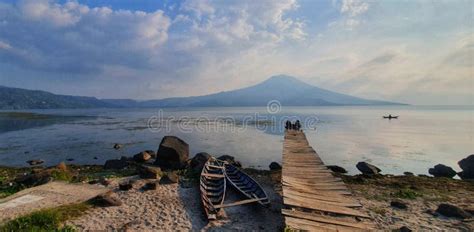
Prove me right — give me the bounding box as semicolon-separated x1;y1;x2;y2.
282;130;374;231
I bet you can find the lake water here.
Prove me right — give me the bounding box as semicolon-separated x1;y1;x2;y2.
0;106;472;175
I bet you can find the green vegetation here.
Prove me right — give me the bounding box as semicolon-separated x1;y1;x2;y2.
0;203;90;232
70;165;137;183
51;169;74;182
369;206;387;216
0;166;29;199
393;188;423;199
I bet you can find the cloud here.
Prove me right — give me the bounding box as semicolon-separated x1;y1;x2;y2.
0;0;171;73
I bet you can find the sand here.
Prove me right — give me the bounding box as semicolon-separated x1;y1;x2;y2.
68;173;283;231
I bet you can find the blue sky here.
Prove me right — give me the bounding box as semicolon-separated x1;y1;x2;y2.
0;0;472;104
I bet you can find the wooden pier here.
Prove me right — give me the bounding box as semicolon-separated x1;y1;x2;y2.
282;130;373;231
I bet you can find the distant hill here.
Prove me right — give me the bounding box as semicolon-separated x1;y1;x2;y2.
106;75;403;107
0;75;404;109
0;86;115;110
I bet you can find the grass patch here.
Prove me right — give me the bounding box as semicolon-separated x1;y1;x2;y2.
392;188;423;199
51;169;74;182
0;203;90;232
0;185;23;199
369;206;387;215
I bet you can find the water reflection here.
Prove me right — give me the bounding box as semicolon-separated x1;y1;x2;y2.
0;106;472;175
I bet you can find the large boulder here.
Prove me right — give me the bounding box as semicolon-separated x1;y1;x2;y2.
458;154;474;180
104;159;128;170
133;151;152;163
154;136;189;169
326;165;347;174
217;155;242;167
138;165;163;179
269;162;282;171
190;152;211;172
428;164;456;178
436;203;472;219
356;162;381;175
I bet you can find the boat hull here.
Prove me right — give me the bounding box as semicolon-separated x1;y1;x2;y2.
200;158;226;220
223;163;270;205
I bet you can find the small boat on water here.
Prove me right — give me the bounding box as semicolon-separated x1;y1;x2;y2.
223;163;270;205
383;115;399;119
200;157;226;220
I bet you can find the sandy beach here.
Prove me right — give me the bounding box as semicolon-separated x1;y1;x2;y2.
68;172;283;231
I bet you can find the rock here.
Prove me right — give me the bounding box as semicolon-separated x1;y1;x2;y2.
143;182;157;191
464;208;474;216
269;162;282;170
154;136;189;169
133;151;152;162
436;203;472;219
90;191;122;207
99;176;111;186
88;179;99;185
217;155;242;167
15;170;52;187
398;226;412;232
424;209;438;216
356;162;381;175
428;164;456;178
160;171;179;185
391;200;408;210
119;182;133;191
403;172;414;176
326;165;347;173
138;165;162;179
113;143;122;150
26;159;44;166
104;159;128;170
145;150;157;159
190;152;211;172
458;154;474;180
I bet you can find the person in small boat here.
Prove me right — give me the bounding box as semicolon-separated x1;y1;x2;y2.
295;120;301;130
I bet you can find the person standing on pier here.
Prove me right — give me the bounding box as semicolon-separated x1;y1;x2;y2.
295;120;301;131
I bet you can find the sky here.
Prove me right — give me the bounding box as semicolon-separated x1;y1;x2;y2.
0;0;472;105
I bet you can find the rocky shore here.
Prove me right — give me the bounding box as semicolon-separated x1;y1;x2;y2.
1;135;473;231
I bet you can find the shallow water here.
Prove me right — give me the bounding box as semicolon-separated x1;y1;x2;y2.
0;106;472;175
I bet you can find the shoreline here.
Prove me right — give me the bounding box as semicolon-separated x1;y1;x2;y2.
1;141;473;231
1;163;473;231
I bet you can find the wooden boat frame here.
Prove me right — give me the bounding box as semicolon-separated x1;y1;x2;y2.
223;162;270;206
200;157;226;220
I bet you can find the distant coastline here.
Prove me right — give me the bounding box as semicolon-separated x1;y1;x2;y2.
0;75;406;110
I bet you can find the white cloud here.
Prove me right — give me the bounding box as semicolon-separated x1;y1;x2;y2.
0;0;171;73
340;0;369;17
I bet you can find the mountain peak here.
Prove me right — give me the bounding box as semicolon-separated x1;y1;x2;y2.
266;74;300;82
260;74;308;87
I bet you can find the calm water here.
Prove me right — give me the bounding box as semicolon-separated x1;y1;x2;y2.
0;106;472;175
